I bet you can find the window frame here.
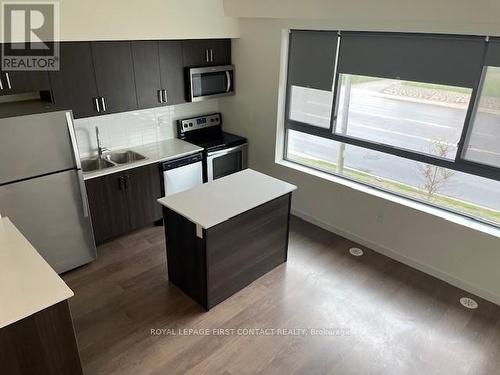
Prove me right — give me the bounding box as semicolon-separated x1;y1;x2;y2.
283;30;500;182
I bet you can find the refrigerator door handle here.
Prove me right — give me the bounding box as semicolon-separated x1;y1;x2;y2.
77;169;90;218
65;112;82;169
66;112;89;218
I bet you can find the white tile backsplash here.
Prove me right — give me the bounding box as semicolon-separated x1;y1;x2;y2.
74;100;219;157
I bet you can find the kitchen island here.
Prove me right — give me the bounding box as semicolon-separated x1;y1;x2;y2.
157;169;297;310
0;217;83;374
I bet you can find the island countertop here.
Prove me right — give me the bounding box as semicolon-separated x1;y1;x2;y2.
157;169;297;229
0;217;74;328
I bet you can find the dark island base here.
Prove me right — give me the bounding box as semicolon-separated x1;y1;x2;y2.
163;193;292;310
0;300;83;375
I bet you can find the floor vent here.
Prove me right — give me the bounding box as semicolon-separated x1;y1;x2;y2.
349;247;364;257
460;297;478;310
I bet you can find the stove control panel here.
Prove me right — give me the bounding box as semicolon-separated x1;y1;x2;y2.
178;113;221;134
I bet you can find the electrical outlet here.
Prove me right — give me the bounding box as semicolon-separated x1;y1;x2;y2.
376;213;384;223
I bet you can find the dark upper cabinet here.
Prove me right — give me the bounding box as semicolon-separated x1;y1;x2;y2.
0;43;51;96
91;41;138;114
49;42;99;118
85;163;162;244
131;41;163;109
3;38;230;116
209;39;232;66
158;41;185;105
182;39;231;67
131;40;186;108
0;70;51;95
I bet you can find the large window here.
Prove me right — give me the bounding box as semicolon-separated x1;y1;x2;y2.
464;66;500;167
284;31;500;227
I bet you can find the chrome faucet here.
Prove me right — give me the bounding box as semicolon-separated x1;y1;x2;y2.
95;126;107;158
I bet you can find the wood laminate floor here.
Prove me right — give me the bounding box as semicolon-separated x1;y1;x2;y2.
63;217;500;375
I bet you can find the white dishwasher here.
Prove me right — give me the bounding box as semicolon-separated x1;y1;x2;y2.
161;153;203;196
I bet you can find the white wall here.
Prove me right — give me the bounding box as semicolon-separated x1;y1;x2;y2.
219;17;500;304
59;0;239;40
1;0;239;42
224;0;500;36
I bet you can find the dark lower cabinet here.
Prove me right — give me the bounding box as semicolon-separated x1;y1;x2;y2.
126;164;163;230
49;42;100;118
85;171;130;244
85;163;162;244
182;39;231;67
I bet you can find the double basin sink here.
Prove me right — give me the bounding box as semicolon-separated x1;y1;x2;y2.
81;150;147;173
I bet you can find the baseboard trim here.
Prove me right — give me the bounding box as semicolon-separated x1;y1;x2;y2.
291;208;500;306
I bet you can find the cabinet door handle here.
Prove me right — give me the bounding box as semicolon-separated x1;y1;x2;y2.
5;72;11;89
124;175;129;189
100;97;106;112
118;176;124;190
162;89;168;104
94;97;101;112
205;49;209;62
0;76;3;90
210;49;214;62
158;89;163;103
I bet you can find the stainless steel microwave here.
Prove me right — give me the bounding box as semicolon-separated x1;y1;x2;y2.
187;65;234;102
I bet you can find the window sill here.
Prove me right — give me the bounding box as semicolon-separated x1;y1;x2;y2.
277;158;500;239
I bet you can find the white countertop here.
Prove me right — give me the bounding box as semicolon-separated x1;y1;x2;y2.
157;169;297;229
0;217;74;328
83;138;203;180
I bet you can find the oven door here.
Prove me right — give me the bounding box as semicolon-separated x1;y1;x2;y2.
189;65;234;102
206;143;248;182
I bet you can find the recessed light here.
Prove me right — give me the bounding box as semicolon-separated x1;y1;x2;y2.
349;247;364;257
459;297;478;309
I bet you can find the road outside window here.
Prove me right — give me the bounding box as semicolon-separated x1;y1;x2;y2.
334;74;472;159
289;85;332;129
286;130;500;226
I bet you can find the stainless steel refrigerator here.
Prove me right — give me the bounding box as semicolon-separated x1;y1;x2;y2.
0;107;96;273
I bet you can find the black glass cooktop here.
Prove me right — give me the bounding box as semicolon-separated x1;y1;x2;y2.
188;132;247;153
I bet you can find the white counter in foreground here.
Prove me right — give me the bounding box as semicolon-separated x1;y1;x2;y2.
157;169;297;229
0;217;74;328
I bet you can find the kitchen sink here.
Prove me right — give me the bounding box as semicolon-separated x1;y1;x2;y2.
81;157;115;172
106;150;146;164
81;150;148;173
